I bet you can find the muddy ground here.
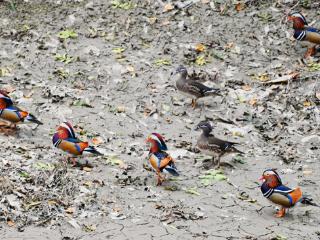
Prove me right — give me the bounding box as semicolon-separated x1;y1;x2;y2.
1;0;320;239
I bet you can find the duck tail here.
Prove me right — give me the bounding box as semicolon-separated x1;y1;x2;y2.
26;113;43;125
231;147;244;154
165;166;179;176
301;196;320;207
204;88;221;97
84;146;103;155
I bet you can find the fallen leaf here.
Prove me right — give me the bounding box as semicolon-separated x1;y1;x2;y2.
92;136;104;145
232;155;246;164
83;224;97;232
232;131;244;137
72;98;93;108
48;200;57;205
272;235;287;240
303;100;311;107
116;105;126;113
83;167;92;172
163;3;174;12
106;155;127;169
242;85;251;91
7;220;15;227
154;58;171;66
195;43;205;52
262;72;299;84
58;29;78;39
65;207;75;214
164;185;178;191
199;169;227;186
195;55;207;66
248;98;257;106
235;2;245;11
33;162;55;171
185;187;200;196
112;47;126;54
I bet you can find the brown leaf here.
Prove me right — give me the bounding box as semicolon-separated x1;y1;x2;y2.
248;98;257;106
65;207;75;214
303;100;311;107
235;2;245;11
48;200;57;205
242;85;251;91
163;3;174;12
7;220;15;227
83;166;92;172
195;43;205;53
92;137;104;145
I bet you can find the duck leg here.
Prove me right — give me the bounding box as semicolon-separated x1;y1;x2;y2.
304;46;316;58
214;155;221;169
156;172;164;186
70;157;77;167
191;99;197;109
275;207;286;218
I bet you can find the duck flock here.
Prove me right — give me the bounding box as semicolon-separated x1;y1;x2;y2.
1;11;320;222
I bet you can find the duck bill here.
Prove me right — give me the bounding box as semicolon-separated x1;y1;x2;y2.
258;176;265;181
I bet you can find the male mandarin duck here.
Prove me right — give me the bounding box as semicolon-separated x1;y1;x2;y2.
0;90;13;109
52;122;102;165
288;12;320;58
260;169;318;218
0;90;42;128
146;133;179;186
172;66;221;108
195;121;243;169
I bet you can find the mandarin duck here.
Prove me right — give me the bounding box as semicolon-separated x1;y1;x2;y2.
0;90;13;109
0;90;42;128
173;66;221;108
288;12;320;58
195;121;243;169
146;133;179;186
52;122;102;166
260;169;318;218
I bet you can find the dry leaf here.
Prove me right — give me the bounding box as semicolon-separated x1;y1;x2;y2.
235;2;245;11
161;19;170;26
262;72;299;84
48;200;57;205
303;170;313;175
224;42;234;50
195;43;205;52
83;181;92;187
303;101;311;107
163;3;174;12
201;0;210;3
116;105;126;113
83;166;92;172
315;92;320;100
251;73;270;82
242;85;251;91
248;98;257;106
7;220;15;227
65;207;75;214
148;17;157;24
92;137;104;145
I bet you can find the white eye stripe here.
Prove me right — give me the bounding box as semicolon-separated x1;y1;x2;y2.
149;134;162;144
